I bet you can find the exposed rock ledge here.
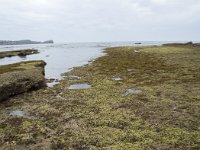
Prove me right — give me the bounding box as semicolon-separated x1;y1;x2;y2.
0;49;39;59
163;42;200;47
0;61;46;101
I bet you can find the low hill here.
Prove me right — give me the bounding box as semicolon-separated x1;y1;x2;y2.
0;40;54;45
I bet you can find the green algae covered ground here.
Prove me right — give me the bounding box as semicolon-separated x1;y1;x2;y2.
0;60;46;74
0;49;39;59
0;45;200;149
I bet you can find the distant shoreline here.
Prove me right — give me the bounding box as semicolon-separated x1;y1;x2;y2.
0;40;54;46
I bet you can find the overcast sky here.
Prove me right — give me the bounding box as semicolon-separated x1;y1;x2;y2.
0;0;199;42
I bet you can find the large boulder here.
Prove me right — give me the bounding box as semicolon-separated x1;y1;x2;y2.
0;61;46;101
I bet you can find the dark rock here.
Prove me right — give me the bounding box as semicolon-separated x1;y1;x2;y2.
162;41;198;47
43;40;54;44
185;41;193;45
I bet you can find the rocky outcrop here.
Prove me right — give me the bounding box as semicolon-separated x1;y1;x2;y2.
163;42;200;47
43;40;54;44
0;49;39;59
0;61;46;101
0;40;54;45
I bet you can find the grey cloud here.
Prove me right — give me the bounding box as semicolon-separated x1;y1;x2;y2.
0;0;199;42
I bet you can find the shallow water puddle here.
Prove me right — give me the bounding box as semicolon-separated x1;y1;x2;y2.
10;110;29;117
47;81;60;88
122;89;143;96
67;83;91;90
112;77;123;81
63;75;81;80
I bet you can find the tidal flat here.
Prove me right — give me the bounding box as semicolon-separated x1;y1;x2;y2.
0;45;200;149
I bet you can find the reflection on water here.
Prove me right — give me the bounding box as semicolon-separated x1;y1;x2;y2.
0;41;173;80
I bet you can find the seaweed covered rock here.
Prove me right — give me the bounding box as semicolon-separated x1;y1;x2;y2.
0;61;46;101
0;49;39;59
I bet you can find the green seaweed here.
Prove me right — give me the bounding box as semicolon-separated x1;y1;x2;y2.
0;60;46;74
0;45;199;149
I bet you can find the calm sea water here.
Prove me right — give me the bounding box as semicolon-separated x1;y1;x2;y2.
0;41;177;79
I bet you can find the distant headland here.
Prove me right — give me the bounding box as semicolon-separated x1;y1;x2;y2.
0;40;54;45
